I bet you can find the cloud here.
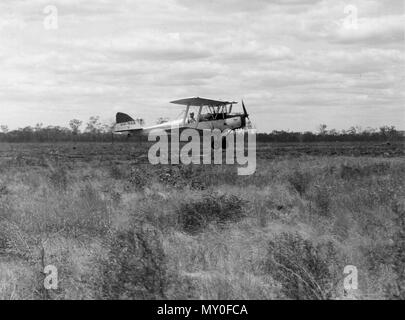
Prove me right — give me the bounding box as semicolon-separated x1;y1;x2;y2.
293;48;405;74
324;15;404;44
219;44;294;62
0;0;403;131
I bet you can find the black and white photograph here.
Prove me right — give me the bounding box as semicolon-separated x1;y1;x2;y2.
0;0;404;306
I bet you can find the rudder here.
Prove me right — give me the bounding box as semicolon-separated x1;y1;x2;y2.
116;112;134;124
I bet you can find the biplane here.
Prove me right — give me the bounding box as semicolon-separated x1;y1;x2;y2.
113;97;251;140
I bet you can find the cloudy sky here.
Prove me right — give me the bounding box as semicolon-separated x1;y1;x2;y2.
0;0;404;132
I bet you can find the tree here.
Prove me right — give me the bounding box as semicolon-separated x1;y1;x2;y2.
101;120;116;133
347;126;357;135
329;129;338;136
380;125;398;140
86;116;102;134
69;119;83;135
35;123;43;131
318;124;327;135
0;125;8;133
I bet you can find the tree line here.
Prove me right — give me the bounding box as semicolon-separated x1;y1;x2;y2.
0;118;403;143
0;117;117;142
256;125;404;143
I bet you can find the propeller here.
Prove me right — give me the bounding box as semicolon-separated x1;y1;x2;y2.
241;100;252;129
242;100;249;119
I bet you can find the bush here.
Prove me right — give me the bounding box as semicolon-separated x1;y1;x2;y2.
0;183;9;197
385;200;405;299
126;167;151;191
109;163;127;180
340;163;391;180
310;186;332;217
157;165;207;190
48;166;68;191
99;225;170;299
0;220;34;260
73;184;111;234
265;232;343;300
288;170;312;196
40;183;112;235
177;193;245;234
177;165;208;190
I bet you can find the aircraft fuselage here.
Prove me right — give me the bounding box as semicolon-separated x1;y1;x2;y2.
114;114;244;136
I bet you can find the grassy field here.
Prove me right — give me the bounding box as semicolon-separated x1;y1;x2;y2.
0;141;404;300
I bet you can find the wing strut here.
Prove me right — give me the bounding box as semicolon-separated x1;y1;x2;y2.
196;105;203;127
183;104;190;125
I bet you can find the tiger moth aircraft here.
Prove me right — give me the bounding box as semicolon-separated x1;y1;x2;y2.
113;97;252;148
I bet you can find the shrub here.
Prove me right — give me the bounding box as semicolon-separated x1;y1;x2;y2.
74;183;111;234
99;225;170;299
109;163;127;180
177;165;207;190
265;232;343;300
0;183;9;197
177;193;245;234
157;165;207;190
0;220;34;260
385;200;405;299
157;166;182;188
287;170;312;196
310;186;332;217
340;162;391;180
332;211;350;240
48;166;68;191
110;191;122;206
126;167;150;191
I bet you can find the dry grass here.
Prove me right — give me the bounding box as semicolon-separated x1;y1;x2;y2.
0;142;404;300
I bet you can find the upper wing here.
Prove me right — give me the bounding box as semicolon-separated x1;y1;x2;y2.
170;97;237;107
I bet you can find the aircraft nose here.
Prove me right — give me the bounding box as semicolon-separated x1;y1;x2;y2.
241;115;246;128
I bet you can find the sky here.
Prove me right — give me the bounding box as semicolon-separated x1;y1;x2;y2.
0;0;404;132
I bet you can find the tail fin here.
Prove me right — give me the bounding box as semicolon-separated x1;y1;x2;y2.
116;112;134;124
